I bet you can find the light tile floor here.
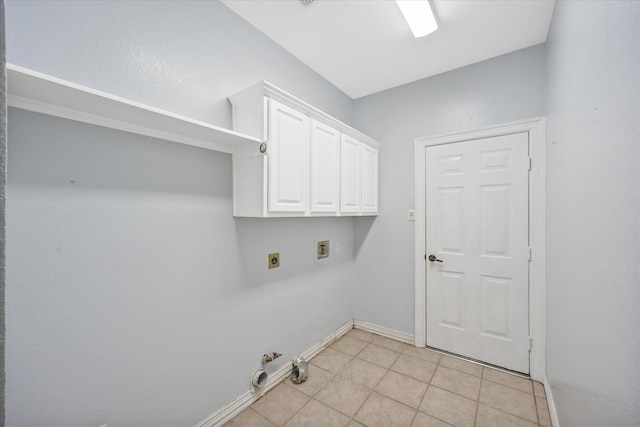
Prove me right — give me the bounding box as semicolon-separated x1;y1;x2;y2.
225;329;552;427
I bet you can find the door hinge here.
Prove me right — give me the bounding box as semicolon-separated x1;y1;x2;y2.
528;157;532;171
528;247;532;261
529;337;533;351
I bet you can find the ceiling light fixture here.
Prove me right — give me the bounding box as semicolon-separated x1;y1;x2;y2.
396;0;438;38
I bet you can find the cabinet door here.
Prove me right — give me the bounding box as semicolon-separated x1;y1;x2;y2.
361;144;379;214
340;134;362;213
310;120;341;213
268;99;310;213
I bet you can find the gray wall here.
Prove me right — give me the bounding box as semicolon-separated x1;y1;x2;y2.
1;1;7;424
352;45;546;333
7;0;353;128
6;1;640;426
545;1;640;425
6;1;357;426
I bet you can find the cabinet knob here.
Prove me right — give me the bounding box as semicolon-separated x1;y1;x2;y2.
259;142;267;153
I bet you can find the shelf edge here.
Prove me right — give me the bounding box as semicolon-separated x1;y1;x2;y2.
7;63;261;154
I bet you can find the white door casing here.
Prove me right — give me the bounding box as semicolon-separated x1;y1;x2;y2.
426;133;529;373
414;118;546;381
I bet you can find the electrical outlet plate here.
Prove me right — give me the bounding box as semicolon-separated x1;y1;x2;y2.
268;252;280;269
316;240;330;260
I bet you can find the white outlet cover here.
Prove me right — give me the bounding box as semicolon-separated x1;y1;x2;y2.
408;209;416;221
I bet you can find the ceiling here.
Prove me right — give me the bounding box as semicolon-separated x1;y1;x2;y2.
221;0;555;99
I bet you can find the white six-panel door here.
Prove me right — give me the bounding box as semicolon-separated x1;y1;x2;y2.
425;132;530;373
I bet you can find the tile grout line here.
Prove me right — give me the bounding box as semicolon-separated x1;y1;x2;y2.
427;346;530;378
476;368;484;427
329;334;426;426
437;352;539;396
533;390;541;426
372;337;539;426
350;341;398;424
385;348;470;424
367;346;440;427
281;397;307;427
235;330;550;427
311;332;375;425
409;368;432;427
473;368;484;427
481;376;535;394
475;377;543;426
347;387;372;426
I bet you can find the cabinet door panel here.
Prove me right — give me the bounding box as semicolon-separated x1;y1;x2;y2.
310;120;340;213
362;144;379;214
340;134;362;213
268;99;310;212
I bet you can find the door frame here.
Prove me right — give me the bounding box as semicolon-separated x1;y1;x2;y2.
414;118;546;381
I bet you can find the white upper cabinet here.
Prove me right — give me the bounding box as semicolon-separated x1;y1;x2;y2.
229;81;380;218
6;66;376;219
340;135;379;215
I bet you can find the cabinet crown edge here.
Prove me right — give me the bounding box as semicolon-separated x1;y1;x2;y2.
228;81;381;150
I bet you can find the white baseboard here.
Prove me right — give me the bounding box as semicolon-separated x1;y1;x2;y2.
353;319;415;345
544;375;560;427
301;319;354;361
195;319;354;427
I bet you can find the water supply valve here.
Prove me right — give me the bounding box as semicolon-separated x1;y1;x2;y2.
262;352;282;367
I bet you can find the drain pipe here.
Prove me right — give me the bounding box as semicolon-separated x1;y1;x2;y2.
290;356;308;384
250;352;282;393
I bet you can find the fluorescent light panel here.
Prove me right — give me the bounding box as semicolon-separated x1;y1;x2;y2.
396;0;438;38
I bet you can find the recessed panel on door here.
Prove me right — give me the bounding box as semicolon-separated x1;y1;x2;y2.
439;271;465;330
481;185;511;256
480;275;511;339
440;188;464;253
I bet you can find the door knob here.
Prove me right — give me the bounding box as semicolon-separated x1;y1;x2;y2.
428;254;443;263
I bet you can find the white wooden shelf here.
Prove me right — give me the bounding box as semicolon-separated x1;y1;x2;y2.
6;64;261;154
